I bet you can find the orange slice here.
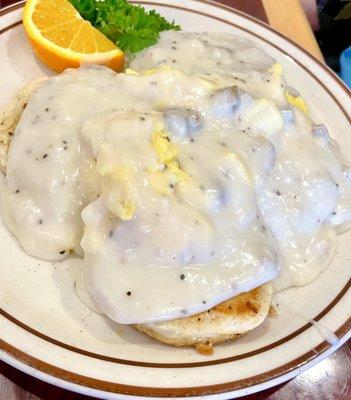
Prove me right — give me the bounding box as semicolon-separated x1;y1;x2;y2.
23;0;124;73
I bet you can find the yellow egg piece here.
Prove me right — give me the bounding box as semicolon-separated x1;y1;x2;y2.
286;92;309;114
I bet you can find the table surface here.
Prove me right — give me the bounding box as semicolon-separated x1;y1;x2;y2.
0;0;349;399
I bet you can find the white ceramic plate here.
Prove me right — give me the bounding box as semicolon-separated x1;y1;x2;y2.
0;1;350;399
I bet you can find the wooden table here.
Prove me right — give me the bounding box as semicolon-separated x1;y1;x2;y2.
0;0;349;399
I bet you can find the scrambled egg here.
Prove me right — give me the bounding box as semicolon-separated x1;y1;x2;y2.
285;92;309;114
95;129;190;218
97;146;136;221
125;66;171;76
269;63;282;77
269;63;309;114
151;130;188;189
152;131;178;164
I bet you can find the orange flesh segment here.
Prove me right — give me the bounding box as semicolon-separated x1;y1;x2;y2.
23;0;124;72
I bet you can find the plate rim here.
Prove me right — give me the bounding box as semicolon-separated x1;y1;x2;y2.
2;332;350;400
0;0;350;398
0;279;350;369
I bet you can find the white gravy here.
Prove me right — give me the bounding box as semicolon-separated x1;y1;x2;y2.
2;31;351;323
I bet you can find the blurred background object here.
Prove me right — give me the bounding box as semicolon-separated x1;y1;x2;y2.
301;0;320;30
340;46;351;87
303;0;351;84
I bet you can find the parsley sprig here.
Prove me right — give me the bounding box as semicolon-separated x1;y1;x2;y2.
69;0;180;53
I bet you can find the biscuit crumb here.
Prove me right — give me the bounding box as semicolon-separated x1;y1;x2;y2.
196;342;213;355
0;78;47;172
268;305;277;317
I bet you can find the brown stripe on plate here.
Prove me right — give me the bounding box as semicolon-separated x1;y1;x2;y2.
1;278;350;368
1;320;351;397
0;0;350;369
0;19;20;35
0;1;23;16
0;0;268;23
0;0;350;396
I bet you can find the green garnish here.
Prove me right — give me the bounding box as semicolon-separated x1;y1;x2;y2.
69;0;181;53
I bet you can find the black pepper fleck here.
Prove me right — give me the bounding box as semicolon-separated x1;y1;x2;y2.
140;116;146;121
45;108;49;112
109;230;114;237
42;154;48;159
180;274;185;280
15;189;20;194
275;190;281;196
169;183;174;189
59;250;65;254
126;291;132;296
38;219;43;225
